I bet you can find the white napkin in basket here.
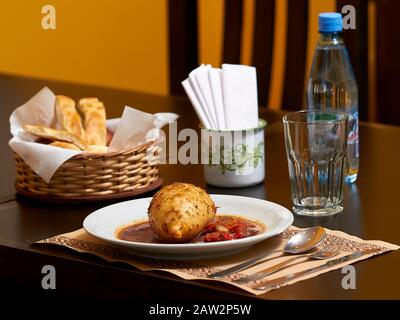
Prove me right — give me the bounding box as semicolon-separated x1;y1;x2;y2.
109;107;156;152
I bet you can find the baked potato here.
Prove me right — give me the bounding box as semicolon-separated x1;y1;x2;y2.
148;183;216;243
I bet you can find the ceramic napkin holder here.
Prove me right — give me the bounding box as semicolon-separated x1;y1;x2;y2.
202;119;267;188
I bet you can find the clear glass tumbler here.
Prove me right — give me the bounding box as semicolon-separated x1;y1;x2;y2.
283;111;348;216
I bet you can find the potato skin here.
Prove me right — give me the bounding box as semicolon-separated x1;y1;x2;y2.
148;183;216;243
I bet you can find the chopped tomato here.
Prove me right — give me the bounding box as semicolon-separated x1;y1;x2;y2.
202;223;217;234
201;216;258;242
204;231;235;242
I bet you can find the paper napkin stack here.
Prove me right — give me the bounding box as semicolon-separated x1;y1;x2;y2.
182;64;259;130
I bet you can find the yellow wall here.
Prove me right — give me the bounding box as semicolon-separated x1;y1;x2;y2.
198;0;336;109
0;0;168;95
198;0;224;67
0;0;338;102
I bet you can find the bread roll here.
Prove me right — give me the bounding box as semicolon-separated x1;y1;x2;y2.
148;183;216;242
77;98;107;146
85;145;109;154
23;125;88;150
49;141;81;150
55;95;85;139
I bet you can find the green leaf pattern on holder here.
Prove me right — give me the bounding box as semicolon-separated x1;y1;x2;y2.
208;141;264;174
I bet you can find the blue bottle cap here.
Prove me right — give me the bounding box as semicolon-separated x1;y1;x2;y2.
318;12;342;33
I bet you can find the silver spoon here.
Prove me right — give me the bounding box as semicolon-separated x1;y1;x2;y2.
207;226;326;278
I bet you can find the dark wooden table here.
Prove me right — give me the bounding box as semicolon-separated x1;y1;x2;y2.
0;74;399;300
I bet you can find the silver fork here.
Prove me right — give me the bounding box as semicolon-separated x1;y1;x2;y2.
233;240;342;284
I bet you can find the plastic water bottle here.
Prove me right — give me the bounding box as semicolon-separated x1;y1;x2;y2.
306;12;359;184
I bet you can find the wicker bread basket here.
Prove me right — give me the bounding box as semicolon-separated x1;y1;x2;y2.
14;140;161;202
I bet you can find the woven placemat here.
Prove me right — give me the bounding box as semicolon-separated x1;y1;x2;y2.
36;226;399;295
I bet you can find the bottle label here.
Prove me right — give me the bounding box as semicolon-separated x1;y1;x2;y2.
347;111;358;143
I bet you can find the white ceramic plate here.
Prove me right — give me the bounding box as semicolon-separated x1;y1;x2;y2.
83;195;294;260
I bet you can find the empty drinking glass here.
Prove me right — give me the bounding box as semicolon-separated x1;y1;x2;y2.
283;111;348;216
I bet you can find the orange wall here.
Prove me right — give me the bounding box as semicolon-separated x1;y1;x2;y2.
0;0;168;95
198;0;336;109
0;0;337;101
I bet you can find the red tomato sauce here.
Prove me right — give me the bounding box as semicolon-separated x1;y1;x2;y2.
116;215;264;244
195;215;264;243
